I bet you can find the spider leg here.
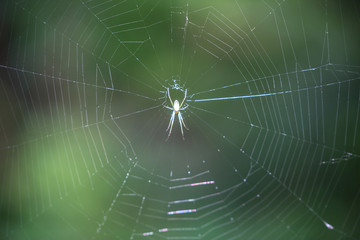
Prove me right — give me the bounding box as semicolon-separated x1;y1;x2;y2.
179;89;187;108
166;111;175;141
178;113;185;139
167;111;175;132
179;112;189;130
167;88;174;107
166;113;177;140
180;104;189;111
178;112;189;141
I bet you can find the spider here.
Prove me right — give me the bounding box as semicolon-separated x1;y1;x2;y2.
164;88;189;140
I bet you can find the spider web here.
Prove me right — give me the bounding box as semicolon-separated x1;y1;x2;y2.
1;0;360;239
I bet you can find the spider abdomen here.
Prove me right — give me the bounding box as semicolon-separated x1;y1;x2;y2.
174;100;180;113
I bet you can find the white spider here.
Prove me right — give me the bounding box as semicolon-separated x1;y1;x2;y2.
164;88;189;140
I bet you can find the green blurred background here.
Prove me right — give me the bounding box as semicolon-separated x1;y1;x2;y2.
0;0;360;239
